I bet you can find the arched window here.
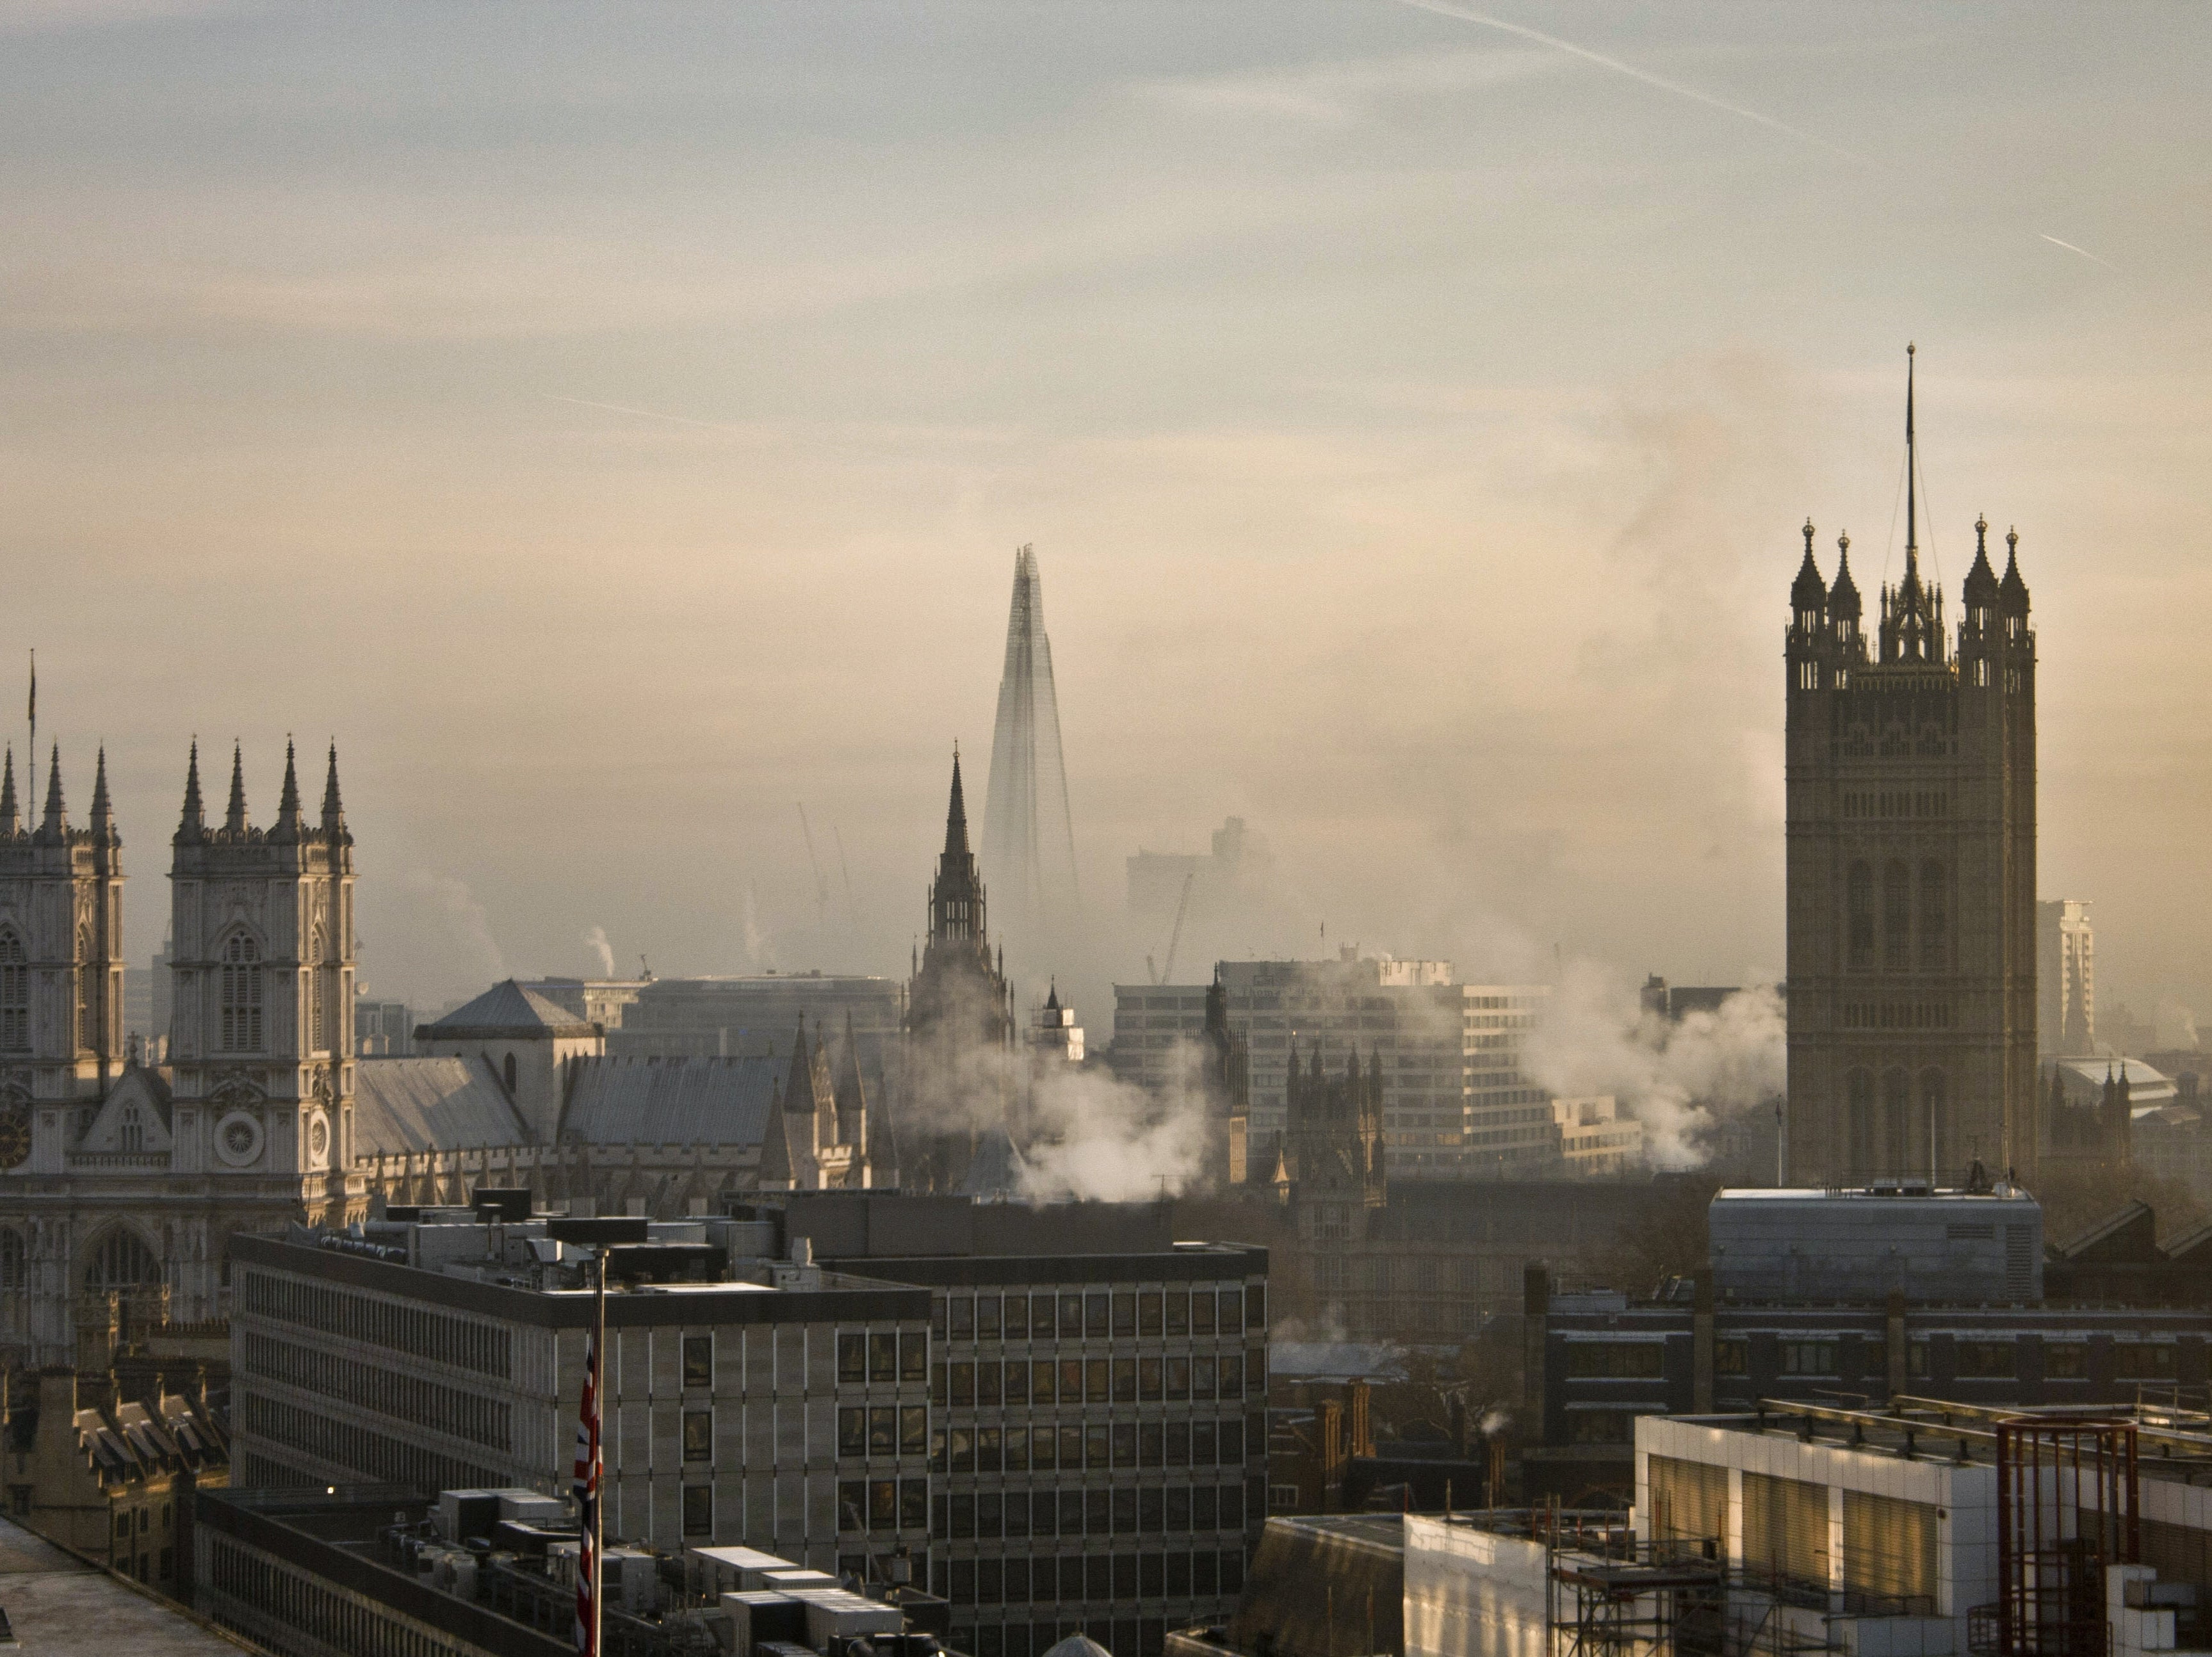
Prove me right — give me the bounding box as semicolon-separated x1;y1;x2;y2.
1919;861;1948;971
119;1104;142;1153
0;928;26;1052
0;1229;24;1291
220;935;263;1053
1882;1069;1911;1179
1846;1069;1875;1179
1883;861;1912;973
503;1052;517;1095
309;924;327;1053
1846;864;1875;973
75;925;94;1052
84;1227;161;1293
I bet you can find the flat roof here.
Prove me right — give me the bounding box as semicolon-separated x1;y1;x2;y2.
0;1516;250;1655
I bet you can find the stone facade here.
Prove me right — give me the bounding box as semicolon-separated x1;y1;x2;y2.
1784;358;2039;1184
0;741;361;1370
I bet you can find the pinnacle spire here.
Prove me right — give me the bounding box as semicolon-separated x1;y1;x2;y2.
1904;341;1918;570
90;746;113;827
225;742;248;835
177;740;206;843
272;738;303;840
0;747;15;837
321;741;345;825
39;745;65;839
944;748;972;859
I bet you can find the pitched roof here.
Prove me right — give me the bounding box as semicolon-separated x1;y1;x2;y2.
559;1055;781;1147
355;1056;530;1154
419;978;599;1040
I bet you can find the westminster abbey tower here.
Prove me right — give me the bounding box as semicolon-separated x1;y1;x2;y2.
1784;349;2039;1186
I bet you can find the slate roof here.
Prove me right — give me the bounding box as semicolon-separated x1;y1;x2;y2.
418;978;599;1041
559;1055;782;1147
355;1056;530;1154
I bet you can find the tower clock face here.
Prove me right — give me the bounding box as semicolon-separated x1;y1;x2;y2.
0;1104;29;1170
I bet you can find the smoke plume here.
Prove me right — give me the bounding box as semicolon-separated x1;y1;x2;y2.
406;871;507;987
1525;959;1784;1168
582;925;615;977
1018;1039;1217;1203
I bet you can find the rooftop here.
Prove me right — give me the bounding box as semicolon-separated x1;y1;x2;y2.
0;1515;247;1655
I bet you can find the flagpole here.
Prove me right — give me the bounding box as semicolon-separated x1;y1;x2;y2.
593;1248;605;1657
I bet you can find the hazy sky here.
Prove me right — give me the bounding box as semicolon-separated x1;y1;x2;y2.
4;2;2208;1026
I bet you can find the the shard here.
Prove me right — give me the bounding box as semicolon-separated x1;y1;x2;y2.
981;544;1080;935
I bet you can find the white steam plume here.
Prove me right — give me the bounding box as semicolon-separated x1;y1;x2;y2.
582;925;615;978
1018;1039;1218;1204
743;883;774;970
1526;960;1784;1168
405;871;507;987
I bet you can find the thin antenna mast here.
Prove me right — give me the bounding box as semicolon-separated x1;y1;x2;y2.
1905;341;1917;557
833;825;860;926
797;803;831;926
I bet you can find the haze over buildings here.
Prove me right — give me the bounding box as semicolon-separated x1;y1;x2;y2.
3;6;2206;1024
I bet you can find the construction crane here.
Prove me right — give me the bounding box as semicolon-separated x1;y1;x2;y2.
797;804;831;926
833;825;860;927
1146;871;1196;985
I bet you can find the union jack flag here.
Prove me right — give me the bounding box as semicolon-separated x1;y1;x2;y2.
573;1325;601;1656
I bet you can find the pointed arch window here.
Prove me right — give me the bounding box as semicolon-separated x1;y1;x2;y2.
76;924;94;1052
85;1227;161;1293
0;1228;24;1291
1919;861;1948;971
309;923;327;1053
220;934;263;1053
0;928;26;1052
503;1052;517;1095
1882;861;1912;973
118;1103;143;1152
1846;863;1875;973
1882;1067;1911;1180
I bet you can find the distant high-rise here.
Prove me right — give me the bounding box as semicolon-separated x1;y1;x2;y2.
981;545;1080;938
1784;347;2038;1186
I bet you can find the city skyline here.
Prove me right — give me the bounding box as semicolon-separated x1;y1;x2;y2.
3;4;2206;1025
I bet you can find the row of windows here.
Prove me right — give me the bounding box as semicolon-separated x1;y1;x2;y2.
245;1330;512;1452
933;1483;1249;1542
839;1476;931;1532
838;1405;930;1459
1312;1256;1517;1298
936;1354;1255;1407
936;1288;1258;1343
240;1391;503;1495
1842;1002;1954;1030
1842;1069;1949;1179
838;1331;930;1386
931;1417;1251;1475
1842;791;1949;820
1845;860;1948;973
245;1271;511;1378
1708;1336;2175;1381
934;1548;1246;1609
206;1536;456;1657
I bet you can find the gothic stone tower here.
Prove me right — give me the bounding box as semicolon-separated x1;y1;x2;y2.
169;741;362;1225
0;747;126;1161
903;751;1012;1192
1785;350;2038;1186
1276;1039;1386;1243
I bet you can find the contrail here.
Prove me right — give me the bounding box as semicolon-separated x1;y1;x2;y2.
541;393;734;430
2040;234;2118;273
1394;0;1867;165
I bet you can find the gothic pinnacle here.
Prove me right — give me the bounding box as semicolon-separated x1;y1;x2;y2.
272;738;303;841
225;741;249;835
943;748;972;859
321;741;345;827
90;745;113;830
176;739;206;844
0;747;17;836
38;744;65;840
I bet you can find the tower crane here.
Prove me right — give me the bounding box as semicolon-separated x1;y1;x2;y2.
1146;871;1196;986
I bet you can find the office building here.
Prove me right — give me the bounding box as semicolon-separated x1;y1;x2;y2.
1784;352;2040;1184
2039;898;2096;1056
981;546;1081;944
228;1201;933;1568
776;1191;1271;1657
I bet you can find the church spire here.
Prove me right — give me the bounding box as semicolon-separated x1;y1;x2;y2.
224;742;249;836
0;747;18;837
90;746;113;840
945;746;972;859
176;740;206;845
37;745;65;843
321;741;346;831
271;738;303;841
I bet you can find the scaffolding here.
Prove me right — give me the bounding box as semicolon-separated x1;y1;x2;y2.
1978;1419;2139;1657
1550;1539;1727;1657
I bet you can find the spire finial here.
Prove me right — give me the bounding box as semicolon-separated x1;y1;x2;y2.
0;746;17;836
91;745;112;827
1905;341;1919;563
177;738;205;843
1976;513;1988;552
1803;518;1815;553
320;740;347;839
38;743;65;839
272;736;303;839
224;741;248;834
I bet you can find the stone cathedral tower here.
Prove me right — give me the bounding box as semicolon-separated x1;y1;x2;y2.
169;740;362;1225
1784;348;2038;1186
